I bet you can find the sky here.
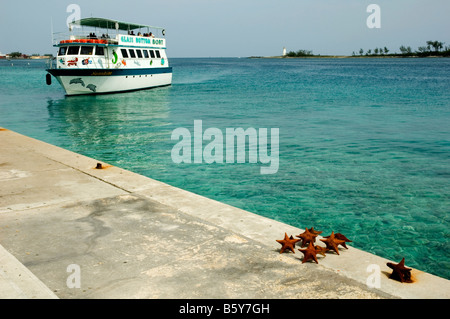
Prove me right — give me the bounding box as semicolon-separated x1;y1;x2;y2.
0;0;449;57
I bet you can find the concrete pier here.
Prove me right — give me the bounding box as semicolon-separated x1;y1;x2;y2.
0;127;449;299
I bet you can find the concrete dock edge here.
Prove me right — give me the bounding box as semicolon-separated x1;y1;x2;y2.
0;127;449;299
0;243;58;299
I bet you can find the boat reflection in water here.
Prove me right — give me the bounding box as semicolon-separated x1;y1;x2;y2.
46;88;172;171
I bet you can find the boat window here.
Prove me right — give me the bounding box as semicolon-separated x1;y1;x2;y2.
155;50;161;58
121;49;129;58
143;50;149;58
95;46;105;56
58;47;67;56
128;49;136;58
80;46;93;55
67;46;80;55
149;50;155;58
136;50;143;58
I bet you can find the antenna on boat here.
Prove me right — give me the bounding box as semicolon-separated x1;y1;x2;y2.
50;17;54;45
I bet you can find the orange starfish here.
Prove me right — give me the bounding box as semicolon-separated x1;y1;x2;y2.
314;245;328;256
323;232;352;249
320;232;345;255
335;233;352;249
387;258;413;283
276;233;300;254
308;227;323;236
299;242;318;264
296;228;318;247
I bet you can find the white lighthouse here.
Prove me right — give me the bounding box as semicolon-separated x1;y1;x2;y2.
282;47;287;56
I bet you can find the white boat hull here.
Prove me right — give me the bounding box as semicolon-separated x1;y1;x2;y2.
51;71;172;96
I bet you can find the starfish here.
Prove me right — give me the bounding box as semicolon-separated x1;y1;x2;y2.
299;242;318;264
320;232;345;255
387;258;413;283
296;228;318;247
308;227;323;236
314;245;328;256
288;235;301;249
323;233;352;249
276;233;300;254
289;235;299;245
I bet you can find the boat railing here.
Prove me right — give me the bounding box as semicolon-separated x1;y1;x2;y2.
52;31;119;46
46;56;56;70
52;29;165;47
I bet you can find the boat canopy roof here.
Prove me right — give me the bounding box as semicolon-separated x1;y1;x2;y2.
69;17;164;31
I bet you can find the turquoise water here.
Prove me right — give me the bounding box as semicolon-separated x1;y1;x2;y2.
1;57;449;280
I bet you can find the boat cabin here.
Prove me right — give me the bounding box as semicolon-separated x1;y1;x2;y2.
51;17;169;70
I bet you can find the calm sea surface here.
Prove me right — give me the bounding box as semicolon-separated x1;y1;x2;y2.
1;57;449;280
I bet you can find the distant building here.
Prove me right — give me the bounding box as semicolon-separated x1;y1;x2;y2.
31;55;52;59
0;52;6;59
282;47;287;56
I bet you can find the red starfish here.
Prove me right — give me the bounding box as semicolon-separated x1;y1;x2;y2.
387;258;413;283
296;228;318;247
299;242;318;264
276;233;300;254
320;232;345;255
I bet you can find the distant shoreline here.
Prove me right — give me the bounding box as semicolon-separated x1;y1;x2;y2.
248;55;449;59
0;57;52;60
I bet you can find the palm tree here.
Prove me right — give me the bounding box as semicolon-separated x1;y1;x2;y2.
426;40;444;52
417;46;429;54
399;45;407;54
399;45;412;55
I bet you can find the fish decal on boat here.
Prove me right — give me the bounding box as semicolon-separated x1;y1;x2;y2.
67;58;78;66
86;84;97;92
112;50;118;64
82;58;92;65
69;78;85;87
